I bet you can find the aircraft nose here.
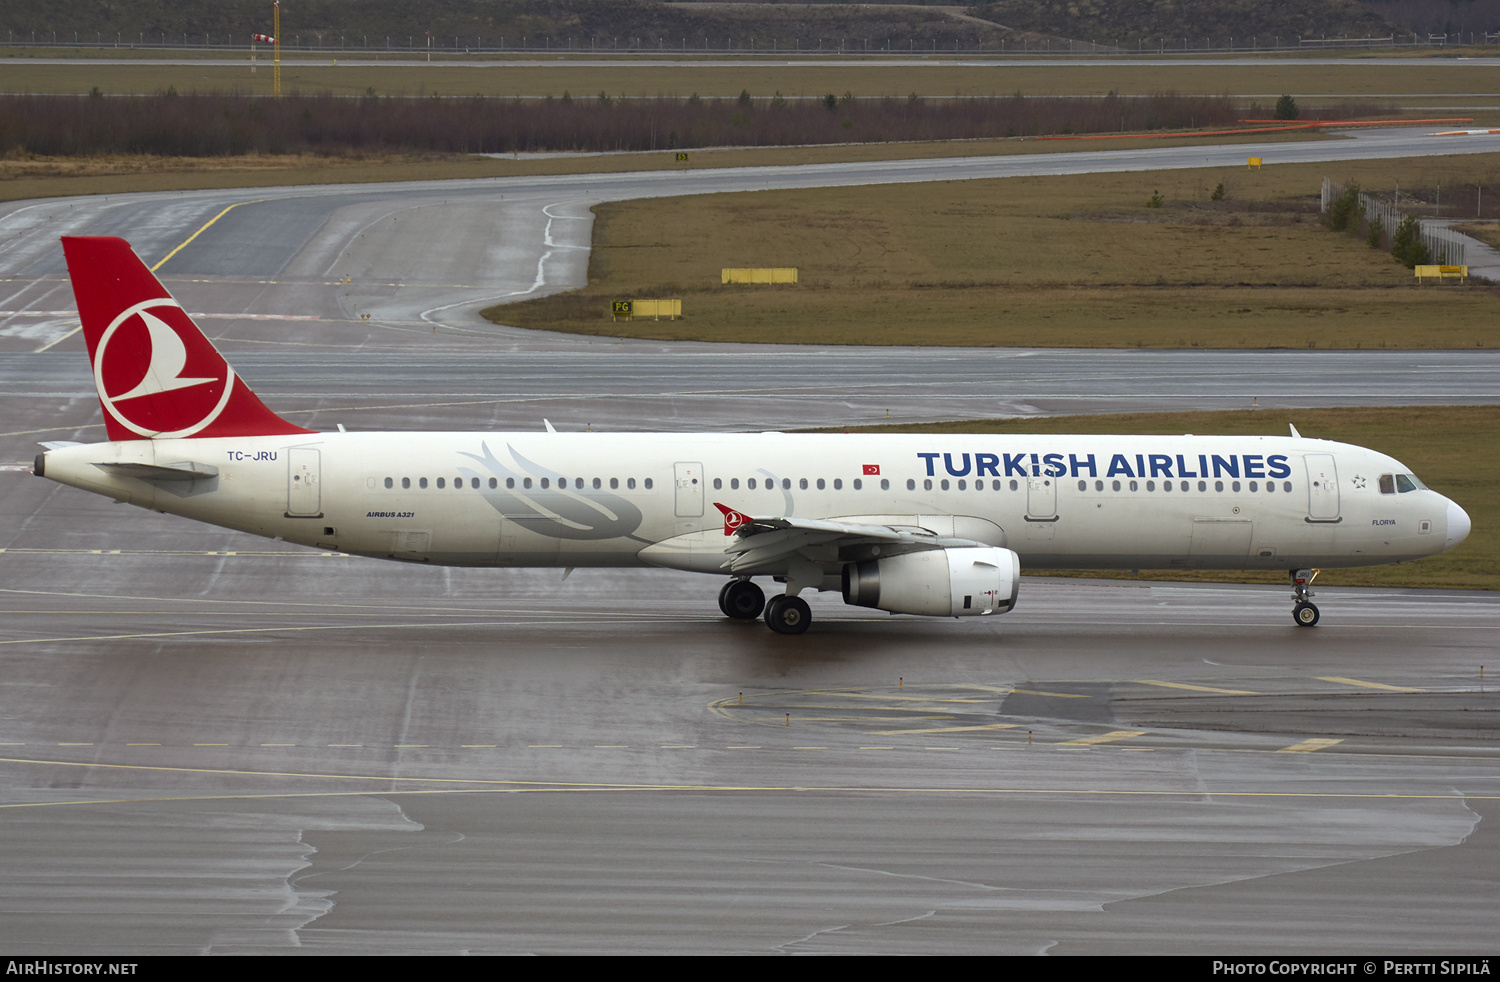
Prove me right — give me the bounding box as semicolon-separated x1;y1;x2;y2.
1445;498;1471;549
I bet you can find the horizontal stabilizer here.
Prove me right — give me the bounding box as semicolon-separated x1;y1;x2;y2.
93;460;219;481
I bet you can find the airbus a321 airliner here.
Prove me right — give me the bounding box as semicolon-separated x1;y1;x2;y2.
33;237;1471;634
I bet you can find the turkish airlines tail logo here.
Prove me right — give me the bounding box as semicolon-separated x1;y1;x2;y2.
61;236;314;441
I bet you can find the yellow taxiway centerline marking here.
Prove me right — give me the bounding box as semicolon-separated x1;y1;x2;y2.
1135;679;1260;695
1058;730;1149;747
869;723;1020;736
1279;738;1345;753
1316;676;1427;693
150;197;284;272
1;754;1497;810
1011;688;1091;698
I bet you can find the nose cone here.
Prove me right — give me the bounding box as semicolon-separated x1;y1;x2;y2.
1445;498;1471;550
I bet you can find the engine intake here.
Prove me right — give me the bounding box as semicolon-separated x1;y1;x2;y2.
842;546;1020;617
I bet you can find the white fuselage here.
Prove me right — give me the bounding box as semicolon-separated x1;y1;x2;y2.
38;431;1464;577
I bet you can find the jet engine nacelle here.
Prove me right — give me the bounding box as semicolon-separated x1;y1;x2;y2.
842;546;1020;617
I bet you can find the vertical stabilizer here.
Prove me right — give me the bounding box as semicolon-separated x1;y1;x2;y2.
61;236;314;440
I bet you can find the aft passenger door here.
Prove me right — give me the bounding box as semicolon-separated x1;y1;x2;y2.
286;448;322;518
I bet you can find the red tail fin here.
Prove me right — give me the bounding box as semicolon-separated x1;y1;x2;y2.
61;236;314;440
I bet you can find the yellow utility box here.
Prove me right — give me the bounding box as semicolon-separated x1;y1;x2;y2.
1415;265;1468;283
722;268;799;284
613;298;682;320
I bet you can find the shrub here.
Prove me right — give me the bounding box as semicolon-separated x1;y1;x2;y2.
1391;216;1431;268
1275;94;1299;120
1325;182;1360;231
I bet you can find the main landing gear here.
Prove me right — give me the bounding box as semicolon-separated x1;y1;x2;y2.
718;579;765;620
1290;568;1320;627
718;579;811;634
763;594;811;635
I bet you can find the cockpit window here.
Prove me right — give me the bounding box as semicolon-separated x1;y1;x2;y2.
1383;473;1426;493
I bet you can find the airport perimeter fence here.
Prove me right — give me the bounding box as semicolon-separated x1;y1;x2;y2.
5;31;1500;56
1321;178;1467;266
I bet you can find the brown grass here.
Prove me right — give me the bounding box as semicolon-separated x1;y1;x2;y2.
830;405;1498;591
7;59;1500;109
489;155;1500;349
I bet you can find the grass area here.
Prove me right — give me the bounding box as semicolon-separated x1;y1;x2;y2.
489;155;1500;349
1452;222;1500;252
831;405;1497;591
7;58;1500;105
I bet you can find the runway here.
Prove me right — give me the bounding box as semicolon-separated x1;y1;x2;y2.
1;135;1497;953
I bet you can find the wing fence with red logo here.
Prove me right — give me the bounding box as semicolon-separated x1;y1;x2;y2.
62;237;314;441
713;502;752;536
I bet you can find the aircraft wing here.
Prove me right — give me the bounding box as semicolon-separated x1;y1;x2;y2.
717;507;984;575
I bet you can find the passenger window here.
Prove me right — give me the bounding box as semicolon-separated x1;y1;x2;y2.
1009;479;1018;491
833;478;842;490
907;479;916;490
816;478;825;490
384;477;393;489
593;477;601;489
1078;480;1087;491
799;478;808;490
1129;480;1138;492
713;478;722;490
489;478;498;489
627;478;636;489
522;477;532;489
730;478;739;490
781;478;790;490
419;477;429;489
540;478;549;489
1283;481;1293;493
644;478;653;489
1146;481;1155;491
924;479;933;491
402;477;410;489
1248;481;1258;492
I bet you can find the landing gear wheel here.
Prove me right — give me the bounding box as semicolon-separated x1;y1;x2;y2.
763;595;811;635
1293;602;1320;627
719;579;765;620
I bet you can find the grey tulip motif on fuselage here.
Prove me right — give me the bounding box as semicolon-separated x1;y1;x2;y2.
459;441;644;540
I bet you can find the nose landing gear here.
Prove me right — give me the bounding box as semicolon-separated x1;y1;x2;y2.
1291;569;1320;627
